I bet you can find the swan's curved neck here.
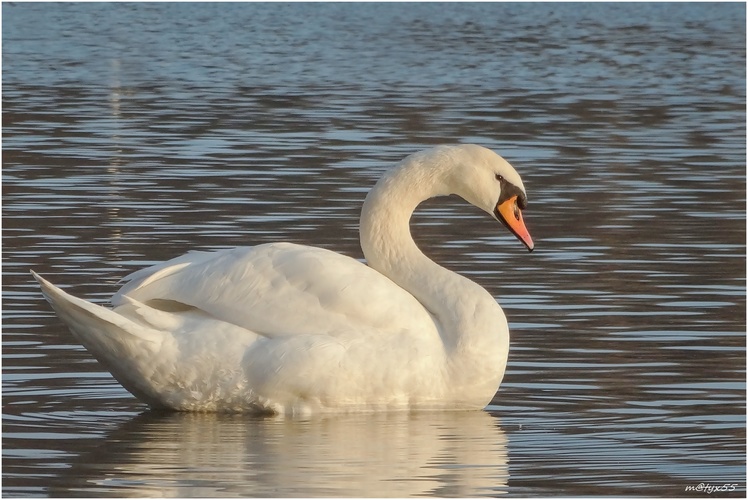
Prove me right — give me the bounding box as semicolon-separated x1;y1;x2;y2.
359;155;505;352
360;157;449;297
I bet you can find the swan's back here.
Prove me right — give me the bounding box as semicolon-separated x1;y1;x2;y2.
115;242;440;341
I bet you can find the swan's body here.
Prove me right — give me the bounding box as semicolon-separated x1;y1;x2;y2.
34;144;534;415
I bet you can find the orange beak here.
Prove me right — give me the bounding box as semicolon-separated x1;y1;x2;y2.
496;196;534;252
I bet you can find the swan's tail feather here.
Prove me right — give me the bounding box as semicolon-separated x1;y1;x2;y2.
31;270;175;407
31;270;164;355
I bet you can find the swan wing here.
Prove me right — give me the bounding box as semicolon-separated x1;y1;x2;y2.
113;242;438;340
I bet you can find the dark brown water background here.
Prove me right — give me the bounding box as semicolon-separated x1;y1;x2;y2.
3;2;745;497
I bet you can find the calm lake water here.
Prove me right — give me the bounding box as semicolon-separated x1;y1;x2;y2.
3;2;746;497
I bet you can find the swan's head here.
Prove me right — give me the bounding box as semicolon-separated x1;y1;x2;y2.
436;144;534;252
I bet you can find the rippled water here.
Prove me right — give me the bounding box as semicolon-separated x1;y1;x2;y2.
3;2;746;497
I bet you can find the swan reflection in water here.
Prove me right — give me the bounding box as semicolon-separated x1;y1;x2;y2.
55;410;508;497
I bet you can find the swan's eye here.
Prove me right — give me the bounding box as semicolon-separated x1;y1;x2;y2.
495;174;504;182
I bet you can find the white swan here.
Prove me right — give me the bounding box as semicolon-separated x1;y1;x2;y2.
33;144;534;415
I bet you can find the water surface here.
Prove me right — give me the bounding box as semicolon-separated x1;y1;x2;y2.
3;2;745;497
